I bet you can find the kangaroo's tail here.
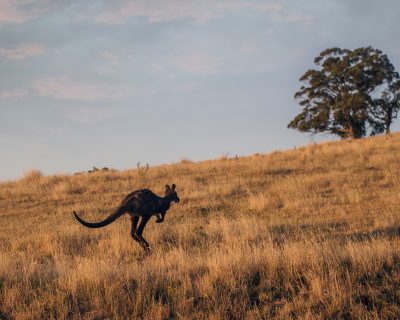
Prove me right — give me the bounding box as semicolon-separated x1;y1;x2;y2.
73;207;125;228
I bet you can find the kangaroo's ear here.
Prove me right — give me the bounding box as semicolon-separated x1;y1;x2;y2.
171;184;176;190
165;184;171;191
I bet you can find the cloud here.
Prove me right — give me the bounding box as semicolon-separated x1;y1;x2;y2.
171;82;197;93
213;2;282;13
0;0;58;25
280;13;314;23
173;52;223;75
31;76;153;101
170;46;283;76
63;106;114;124
165;47;281;76
97;51;121;75
240;42;258;53
0;43;46;60
90;1;218;24
99;51;120;66
0;88;28;100
0;0;29;24
86;0;282;25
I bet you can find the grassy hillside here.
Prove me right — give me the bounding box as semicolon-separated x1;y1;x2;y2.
1;134;399;319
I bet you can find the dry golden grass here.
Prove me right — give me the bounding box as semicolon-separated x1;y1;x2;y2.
1;134;400;319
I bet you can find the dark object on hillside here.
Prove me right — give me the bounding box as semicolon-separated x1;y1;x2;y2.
73;184;180;253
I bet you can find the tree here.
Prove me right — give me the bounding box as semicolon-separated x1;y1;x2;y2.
370;79;400;134
288;47;400;139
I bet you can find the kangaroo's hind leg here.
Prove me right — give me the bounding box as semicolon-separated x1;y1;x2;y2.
136;216;151;252
130;216;141;244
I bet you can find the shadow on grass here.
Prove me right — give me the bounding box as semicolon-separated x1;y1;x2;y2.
344;225;400;242
268;223;399;247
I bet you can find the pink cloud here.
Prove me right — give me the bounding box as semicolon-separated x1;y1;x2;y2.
0;0;57;24
97;51;121;75
32;76;153;101
213;2;282;13
0;43;46;60
174;52;223;75
240;42;258;54
64;106;114;124
87;0;282;25
172;49;278;76
281;13;314;23
0;0;28;24
91;1;217;24
0;88;28;100
99;51;120;66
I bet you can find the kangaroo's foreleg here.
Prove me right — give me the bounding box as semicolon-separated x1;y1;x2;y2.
156;212;165;223
136;216;151;252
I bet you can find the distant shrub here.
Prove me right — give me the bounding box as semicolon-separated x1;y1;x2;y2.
180;158;194;164
20;169;43;184
137;162;149;187
218;155;229;161
52;180;86;199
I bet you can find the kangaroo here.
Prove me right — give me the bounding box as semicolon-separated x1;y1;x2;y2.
73;184;180;252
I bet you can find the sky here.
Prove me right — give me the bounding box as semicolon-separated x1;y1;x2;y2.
1;0;400;181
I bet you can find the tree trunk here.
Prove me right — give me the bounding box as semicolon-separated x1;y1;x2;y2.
348;119;363;139
385;106;393;135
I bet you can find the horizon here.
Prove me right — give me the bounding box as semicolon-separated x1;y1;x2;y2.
1;0;400;181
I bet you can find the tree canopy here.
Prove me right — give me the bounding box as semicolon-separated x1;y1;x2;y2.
288;47;400;138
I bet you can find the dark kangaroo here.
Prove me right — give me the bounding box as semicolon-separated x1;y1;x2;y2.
73;184;180;252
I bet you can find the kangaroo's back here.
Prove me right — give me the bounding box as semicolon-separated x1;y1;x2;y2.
120;189;160;214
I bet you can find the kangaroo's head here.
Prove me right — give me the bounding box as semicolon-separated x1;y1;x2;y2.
165;184;180;203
